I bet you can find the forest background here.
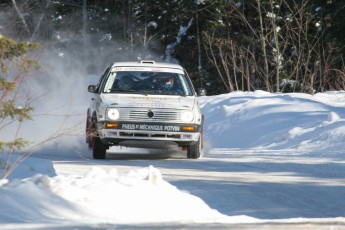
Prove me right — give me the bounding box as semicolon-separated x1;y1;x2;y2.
1;0;345;95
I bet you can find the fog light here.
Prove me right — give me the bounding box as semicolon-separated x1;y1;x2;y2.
105;123;119;128
182;126;196;131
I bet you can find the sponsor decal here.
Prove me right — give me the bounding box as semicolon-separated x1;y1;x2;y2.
121;123;181;132
129;96;167;101
111;66;184;74
134;103;165;107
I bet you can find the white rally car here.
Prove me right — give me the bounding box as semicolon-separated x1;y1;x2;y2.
86;60;204;159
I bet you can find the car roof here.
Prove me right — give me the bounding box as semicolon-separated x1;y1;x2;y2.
110;60;184;70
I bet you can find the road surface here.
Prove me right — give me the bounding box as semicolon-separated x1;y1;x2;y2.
49;146;345;229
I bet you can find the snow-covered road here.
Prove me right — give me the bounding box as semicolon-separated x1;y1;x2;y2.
52;145;345;224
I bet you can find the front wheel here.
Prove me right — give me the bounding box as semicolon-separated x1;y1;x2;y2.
93;136;107;159
187;136;202;159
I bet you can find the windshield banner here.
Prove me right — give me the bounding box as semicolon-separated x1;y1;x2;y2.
111;66;184;74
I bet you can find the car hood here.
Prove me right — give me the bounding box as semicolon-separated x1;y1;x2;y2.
100;94;195;110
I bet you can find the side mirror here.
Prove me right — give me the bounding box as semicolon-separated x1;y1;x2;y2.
88;85;97;93
197;88;207;96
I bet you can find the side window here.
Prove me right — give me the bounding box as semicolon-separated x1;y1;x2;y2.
178;73;193;96
103;72;117;92
96;66;111;93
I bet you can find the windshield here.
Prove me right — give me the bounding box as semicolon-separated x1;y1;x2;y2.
102;70;194;96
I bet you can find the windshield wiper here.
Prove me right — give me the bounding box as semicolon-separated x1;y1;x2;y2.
109;89;136;92
109;89;149;95
139;90;186;96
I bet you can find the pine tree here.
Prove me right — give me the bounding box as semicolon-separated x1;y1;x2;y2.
0;35;40;152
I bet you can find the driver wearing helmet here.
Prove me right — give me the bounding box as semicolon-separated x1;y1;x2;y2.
164;77;174;89
151;76;174;90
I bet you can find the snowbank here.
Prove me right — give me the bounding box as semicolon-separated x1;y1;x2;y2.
1;90;345;227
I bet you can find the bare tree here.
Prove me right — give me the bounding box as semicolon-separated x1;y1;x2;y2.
202;0;345;94
203;33;233;92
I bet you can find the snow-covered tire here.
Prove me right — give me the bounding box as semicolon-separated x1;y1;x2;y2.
93;136;107;159
187;136;202;159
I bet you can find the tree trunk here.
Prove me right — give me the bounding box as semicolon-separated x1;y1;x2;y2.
257;0;271;92
11;0;31;37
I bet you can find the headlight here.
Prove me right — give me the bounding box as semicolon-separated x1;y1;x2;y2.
107;108;120;120
181;111;194;122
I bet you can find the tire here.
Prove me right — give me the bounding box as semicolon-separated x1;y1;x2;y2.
187;135;202;159
85;116;90;143
93;136;107;159
86;115;97;149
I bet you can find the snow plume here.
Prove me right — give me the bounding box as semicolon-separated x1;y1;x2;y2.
0;48;99;175
163;18;193;63
16;48;92;143
0;38;102;161
0;7;92;159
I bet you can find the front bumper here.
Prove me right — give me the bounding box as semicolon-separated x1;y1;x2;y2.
97;121;201;147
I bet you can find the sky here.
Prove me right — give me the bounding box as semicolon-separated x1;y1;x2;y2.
1;90;345;229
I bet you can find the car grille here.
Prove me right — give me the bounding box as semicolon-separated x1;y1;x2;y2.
120;109;181;122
